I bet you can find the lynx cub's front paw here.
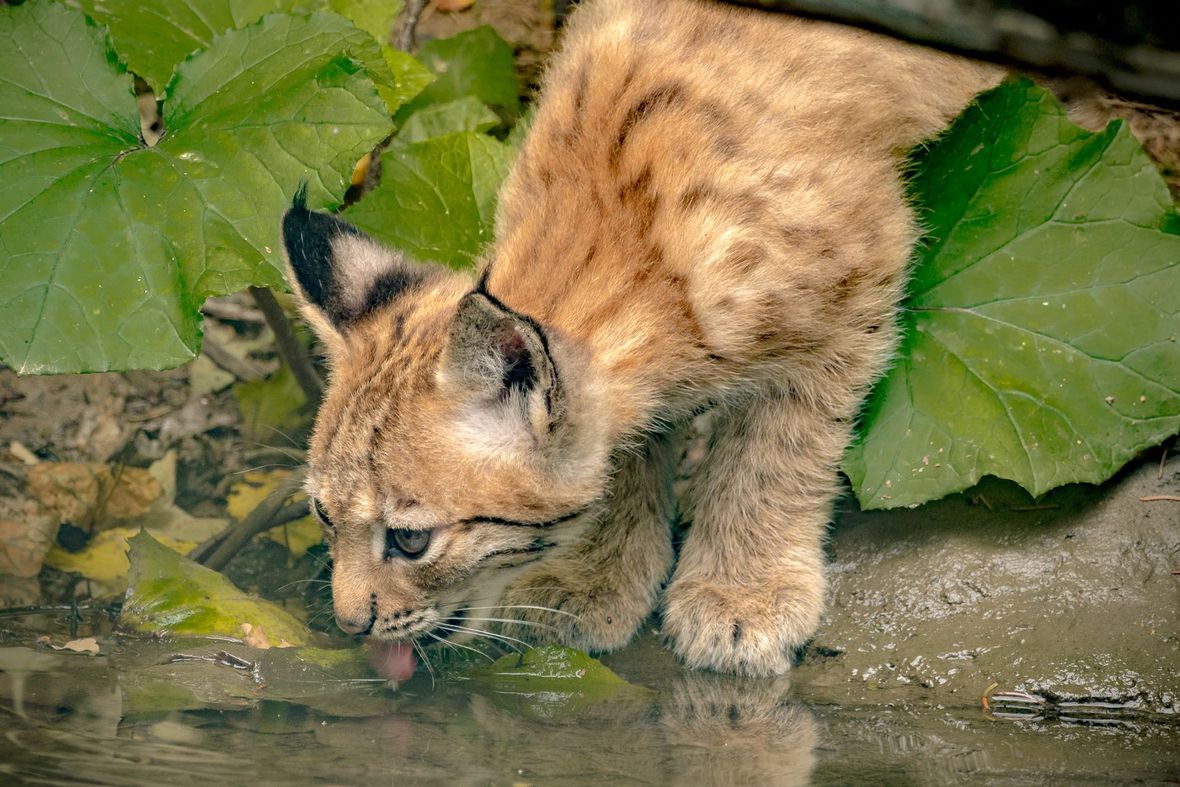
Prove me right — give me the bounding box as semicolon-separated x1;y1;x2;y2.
662;575;824;676
501;557;661;652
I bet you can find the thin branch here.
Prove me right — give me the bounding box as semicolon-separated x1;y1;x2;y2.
202;298;266;323
195;467;309;571
396;0;428;52
248;286;323;408
201;336;265;382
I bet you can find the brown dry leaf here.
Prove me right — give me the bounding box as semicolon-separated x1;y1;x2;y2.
27;462;162;526
241;623;272;649
435;0;476;12
0;495;59;579
58;637;100;655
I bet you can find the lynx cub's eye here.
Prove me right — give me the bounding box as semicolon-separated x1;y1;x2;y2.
311;498;333;530
385;528;432;560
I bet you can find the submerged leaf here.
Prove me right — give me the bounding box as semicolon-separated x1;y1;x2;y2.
466;645;649;718
121;640;390;718
845;80;1180;509
119;531;311;645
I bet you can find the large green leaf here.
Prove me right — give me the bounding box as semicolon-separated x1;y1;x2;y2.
67;0;300;92
323;0;434;112
398;25;520;120
66;0;432;112
396;96;500;144
845;80;1180;509
326;0;400;40
0;3;392;373
345;132;514;267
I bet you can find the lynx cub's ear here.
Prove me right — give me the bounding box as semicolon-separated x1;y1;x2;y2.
281;184;427;339
444;289;564;443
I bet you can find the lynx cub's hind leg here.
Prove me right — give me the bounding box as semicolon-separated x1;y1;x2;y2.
501;430;681;652
664;384;846;676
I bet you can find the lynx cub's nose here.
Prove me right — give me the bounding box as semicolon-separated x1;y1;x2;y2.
335;612;372;636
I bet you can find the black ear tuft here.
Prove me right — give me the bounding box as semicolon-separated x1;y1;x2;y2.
281;185;428;331
292;181;310;211
282;188;360;320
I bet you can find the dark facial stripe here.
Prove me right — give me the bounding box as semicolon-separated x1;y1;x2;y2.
458;506;590;530
482;539;557;561
487;553;547;571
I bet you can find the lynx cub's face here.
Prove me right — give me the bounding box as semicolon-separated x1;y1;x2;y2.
282;190;608;646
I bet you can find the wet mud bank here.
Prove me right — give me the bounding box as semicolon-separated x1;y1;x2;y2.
801;452;1179;720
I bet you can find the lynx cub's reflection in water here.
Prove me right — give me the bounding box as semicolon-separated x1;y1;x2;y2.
281;0;999;677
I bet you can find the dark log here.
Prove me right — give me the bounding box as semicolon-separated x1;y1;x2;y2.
727;0;1180;108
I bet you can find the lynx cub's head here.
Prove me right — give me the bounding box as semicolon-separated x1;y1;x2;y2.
281;188;607;648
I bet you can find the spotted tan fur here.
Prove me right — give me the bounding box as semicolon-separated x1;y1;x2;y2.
283;0;1000;675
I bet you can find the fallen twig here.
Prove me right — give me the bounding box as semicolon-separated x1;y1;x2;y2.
194;467;309;571
248;287;323;408
201;298;266;323
1007;504;1059;512
1139;495;1180;503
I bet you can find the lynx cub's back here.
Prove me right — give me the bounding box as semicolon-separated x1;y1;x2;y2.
283;0;999;676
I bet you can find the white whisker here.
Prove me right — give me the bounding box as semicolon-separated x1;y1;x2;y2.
424;631;495;663
439;623;530;653
454;616;560;633
455;604;582;620
412;639;436;688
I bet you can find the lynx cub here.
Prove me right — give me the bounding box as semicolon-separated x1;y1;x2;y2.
282;0;998;676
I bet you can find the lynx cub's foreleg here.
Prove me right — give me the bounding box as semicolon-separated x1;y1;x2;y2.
502;430;680;651
664;384;843;675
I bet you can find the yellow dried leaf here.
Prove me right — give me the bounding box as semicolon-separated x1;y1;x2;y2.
227;470;319;556
44;526;197;591
350;151;372;187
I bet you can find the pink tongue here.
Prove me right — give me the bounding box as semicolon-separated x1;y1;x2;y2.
366;641;416;683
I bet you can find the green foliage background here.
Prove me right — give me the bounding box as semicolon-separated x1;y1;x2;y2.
1;0;1177;508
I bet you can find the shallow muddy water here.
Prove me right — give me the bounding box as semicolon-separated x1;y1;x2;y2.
2;456;1177;785
0;620;1177;786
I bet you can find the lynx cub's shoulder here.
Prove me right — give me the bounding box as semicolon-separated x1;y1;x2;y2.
282;0;999;676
